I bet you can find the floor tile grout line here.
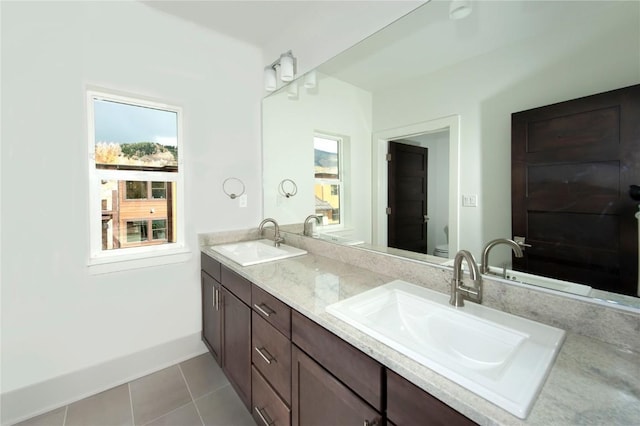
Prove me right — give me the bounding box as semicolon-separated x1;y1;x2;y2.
139;400;200;426
62;405;68;426
177;363;205;426
128;382;136;426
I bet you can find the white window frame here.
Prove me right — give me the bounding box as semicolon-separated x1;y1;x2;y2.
314;133;345;229
87;88;188;273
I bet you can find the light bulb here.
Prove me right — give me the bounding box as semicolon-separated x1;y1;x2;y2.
304;70;317;89
280;53;295;82
264;67;277;91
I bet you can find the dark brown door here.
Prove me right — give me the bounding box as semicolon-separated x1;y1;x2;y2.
291;345;381;426
221;287;252;409
512;84;640;296
388;141;429;253
201;271;222;364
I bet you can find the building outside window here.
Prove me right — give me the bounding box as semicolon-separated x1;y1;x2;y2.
88;89;183;262
314;135;343;226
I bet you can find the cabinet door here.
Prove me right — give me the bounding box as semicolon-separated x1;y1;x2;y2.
222;286;252;410
292;346;381;426
201;271;222;364
387;369;476;426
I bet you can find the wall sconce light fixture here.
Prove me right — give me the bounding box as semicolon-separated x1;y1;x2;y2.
264;50;297;92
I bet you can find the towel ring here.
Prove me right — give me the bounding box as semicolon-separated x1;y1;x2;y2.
279;179;298;198
222;177;245;199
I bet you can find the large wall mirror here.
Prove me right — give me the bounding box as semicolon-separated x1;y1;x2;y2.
262;0;640;308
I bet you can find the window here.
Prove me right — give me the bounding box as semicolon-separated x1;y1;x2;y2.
88;89;184;266
314;135;343;226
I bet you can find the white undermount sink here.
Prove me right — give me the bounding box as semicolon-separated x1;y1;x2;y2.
326;280;565;419
208;239;307;266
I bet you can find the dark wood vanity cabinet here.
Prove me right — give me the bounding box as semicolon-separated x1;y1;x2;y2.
201;253;476;425
200;254;251;410
387;369;477;426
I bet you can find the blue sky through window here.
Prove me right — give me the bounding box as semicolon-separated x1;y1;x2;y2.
94;99;177;146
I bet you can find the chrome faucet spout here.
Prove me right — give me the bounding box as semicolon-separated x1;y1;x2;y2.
303;215;322;237
450;250;482;307
258;218;283;247
480;238;524;274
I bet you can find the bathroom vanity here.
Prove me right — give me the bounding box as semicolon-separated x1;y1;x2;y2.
200;232;640;425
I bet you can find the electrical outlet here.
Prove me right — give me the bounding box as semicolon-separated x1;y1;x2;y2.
239;194;248;208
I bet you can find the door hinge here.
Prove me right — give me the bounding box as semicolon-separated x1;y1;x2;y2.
386;207;391;215
386;153;392;161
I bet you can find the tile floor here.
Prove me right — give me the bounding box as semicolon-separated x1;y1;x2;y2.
14;354;255;426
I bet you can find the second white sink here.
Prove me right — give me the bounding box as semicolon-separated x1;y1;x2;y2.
326;280;565;419
208;239;307;266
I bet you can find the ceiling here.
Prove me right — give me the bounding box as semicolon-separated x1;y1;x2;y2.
140;1;423;49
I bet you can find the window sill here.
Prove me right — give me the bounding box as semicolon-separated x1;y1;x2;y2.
88;246;192;275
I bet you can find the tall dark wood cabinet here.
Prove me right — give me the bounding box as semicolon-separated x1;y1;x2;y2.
200;254;252;410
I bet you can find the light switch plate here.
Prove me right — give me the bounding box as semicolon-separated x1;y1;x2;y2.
462;194;478;207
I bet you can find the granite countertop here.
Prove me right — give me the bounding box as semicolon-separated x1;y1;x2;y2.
201;247;640;426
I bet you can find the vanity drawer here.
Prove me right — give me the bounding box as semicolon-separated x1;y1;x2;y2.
291;310;383;411
221;265;251;306
252;284;291;337
252;312;291;404
201;253;221;282
252;366;291;426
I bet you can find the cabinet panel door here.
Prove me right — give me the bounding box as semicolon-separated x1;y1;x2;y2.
201;271;222;364
292;310;383;411
292;345;381;426
387;369;476;426
222;287;251;410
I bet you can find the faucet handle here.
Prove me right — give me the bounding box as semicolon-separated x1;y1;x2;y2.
513;236;532;250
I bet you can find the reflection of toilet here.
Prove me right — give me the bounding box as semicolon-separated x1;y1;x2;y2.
434;244;449;258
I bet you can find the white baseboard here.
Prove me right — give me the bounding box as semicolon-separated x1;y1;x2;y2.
1;332;208;426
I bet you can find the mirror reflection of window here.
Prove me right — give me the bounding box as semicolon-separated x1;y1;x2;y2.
314;135;343;226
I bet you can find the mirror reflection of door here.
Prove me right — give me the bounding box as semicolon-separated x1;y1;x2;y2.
387;141;429;253
512;84;640;296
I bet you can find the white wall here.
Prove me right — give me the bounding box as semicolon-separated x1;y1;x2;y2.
263;74;372;242
263;1;425;78
1;1;262;422
373;0;640;260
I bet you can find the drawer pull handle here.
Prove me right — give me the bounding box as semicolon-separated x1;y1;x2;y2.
254;303;275;317
255;406;274;426
255;346;275;364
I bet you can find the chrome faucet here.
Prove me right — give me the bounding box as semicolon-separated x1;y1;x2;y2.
450;250;482;307
480;238;524;275
258;218;284;247
303;214;322;237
